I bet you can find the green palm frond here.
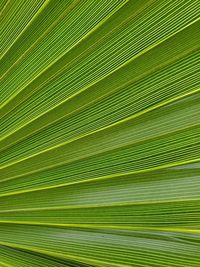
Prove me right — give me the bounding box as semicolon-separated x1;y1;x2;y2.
0;0;200;266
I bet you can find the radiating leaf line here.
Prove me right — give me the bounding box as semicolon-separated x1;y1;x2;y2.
0;245;95;267
0;241;129;267
0;50;198;165
0;0;128;108
1;86;199;170
0;167;199;211
0;1;198;129
0;0;49;60
0;221;199;234
0;0;47;57
0;0;9;15
1;17;199;140
0;0;129;80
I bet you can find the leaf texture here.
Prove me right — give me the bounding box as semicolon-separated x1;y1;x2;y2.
0;0;200;266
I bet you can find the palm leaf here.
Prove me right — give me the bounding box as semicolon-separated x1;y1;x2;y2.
0;0;200;266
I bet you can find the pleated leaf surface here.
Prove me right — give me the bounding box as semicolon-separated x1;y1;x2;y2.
0;0;200;266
